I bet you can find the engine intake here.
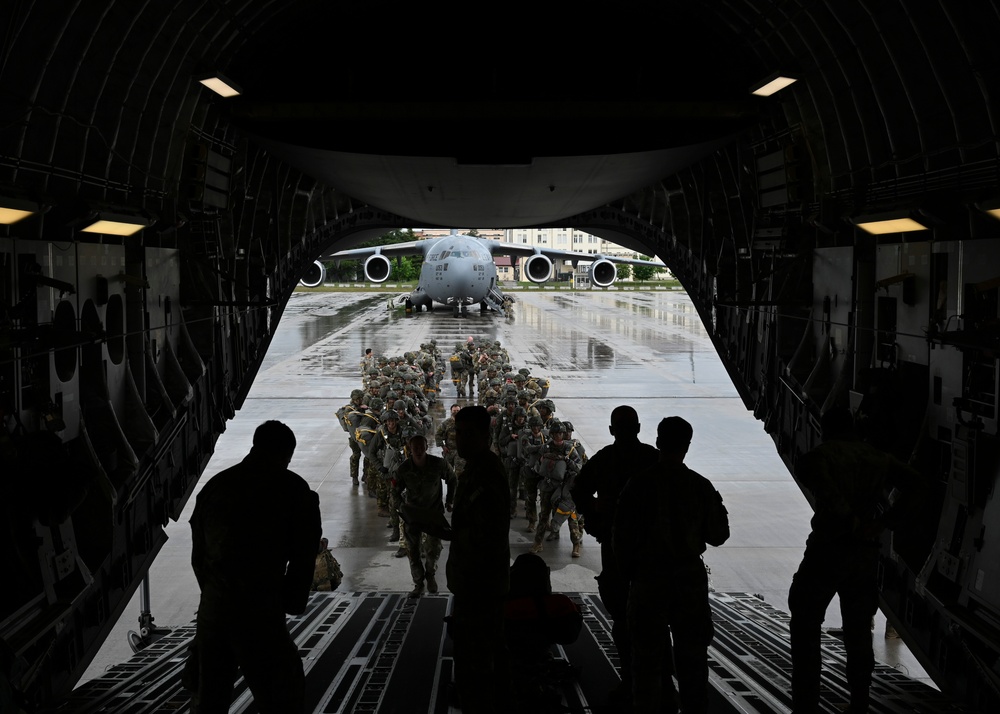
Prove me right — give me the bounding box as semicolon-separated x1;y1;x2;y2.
300;261;326;287
364;254;392;283
589;258;617;287
523;254;553;283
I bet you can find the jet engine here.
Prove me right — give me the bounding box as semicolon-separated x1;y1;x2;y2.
364;253;392;283
523;253;554;283
300;260;326;287
588;258;617;287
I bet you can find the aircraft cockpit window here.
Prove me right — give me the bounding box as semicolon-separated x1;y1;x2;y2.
439;251;450;260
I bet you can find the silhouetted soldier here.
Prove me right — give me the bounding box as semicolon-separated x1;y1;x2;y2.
789;407;924;714
614;416;729;714
394;432;455;597
503;553;583;709
188;421;320;713
571;405;658;705
446;406;512;713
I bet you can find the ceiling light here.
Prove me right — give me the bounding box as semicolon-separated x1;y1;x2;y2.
198;73;241;98
80;213;149;236
750;73;798;97
0;197;42;224
0;207;34;224
852;210;930;235
976;199;1000;221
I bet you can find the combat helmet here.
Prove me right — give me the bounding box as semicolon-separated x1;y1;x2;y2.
368;397;384;412
381;410;400;423
548;420;565;434
351;388;364;400
528;415;543;428
514;406;528;419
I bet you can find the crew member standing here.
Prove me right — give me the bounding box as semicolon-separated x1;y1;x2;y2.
189;421;320;713
614;416;729;714
789;407;924;714
571;405;658;705
446;406;512;714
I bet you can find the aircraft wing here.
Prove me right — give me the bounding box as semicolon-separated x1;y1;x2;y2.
482;239;667;268
320;240;430;261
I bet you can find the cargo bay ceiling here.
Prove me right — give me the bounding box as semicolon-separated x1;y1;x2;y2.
3;0;1000;710
2;1;997;247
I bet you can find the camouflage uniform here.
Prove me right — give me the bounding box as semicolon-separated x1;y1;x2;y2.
498;409;527;516
449;345;468;396
338;390;366;485
530;422;583;552
393;451;455;594
478;368;499;402
518;417;547;531
420;360;438;404
372;413;408;530
435;413;466;478
355;399;384;498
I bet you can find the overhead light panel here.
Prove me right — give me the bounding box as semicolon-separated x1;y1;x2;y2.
198;73;241;98
751;73;798;97
976;199;1000;221
80;213;149;236
0;197;42;224
852;210;930;235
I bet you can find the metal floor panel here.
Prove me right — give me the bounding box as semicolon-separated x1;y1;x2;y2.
51;591;964;713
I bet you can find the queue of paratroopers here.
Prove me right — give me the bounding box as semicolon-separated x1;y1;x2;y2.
335;338;591;593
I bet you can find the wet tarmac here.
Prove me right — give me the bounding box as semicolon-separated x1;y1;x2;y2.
81;288;931;691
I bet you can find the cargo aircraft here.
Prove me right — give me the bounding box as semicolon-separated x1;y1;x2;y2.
299;230;666;315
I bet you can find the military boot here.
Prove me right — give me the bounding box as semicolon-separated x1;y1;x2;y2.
526;518;536;533
425;559;439;593
408;563;425;597
546;528;560;542
572;543;581;558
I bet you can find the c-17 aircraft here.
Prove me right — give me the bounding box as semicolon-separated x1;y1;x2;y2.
299;230;667;315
